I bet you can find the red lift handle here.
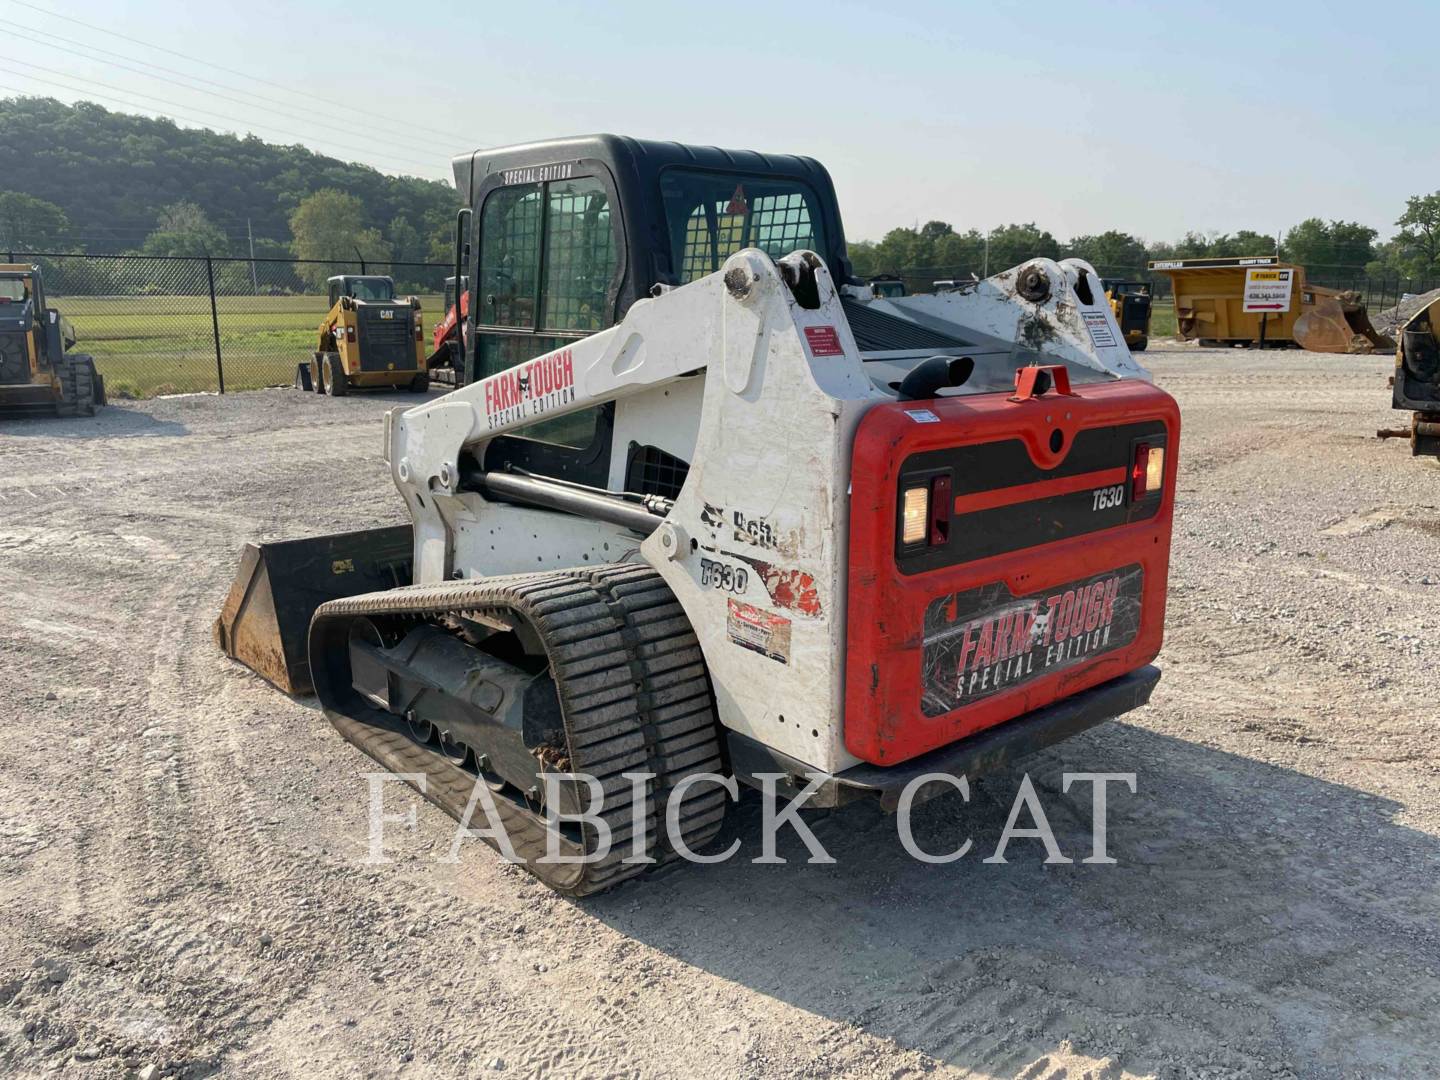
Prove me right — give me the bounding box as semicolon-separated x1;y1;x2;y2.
1010;365;1074;402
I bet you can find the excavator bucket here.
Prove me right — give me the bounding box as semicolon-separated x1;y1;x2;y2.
213;525;412;695
1295;290;1396;354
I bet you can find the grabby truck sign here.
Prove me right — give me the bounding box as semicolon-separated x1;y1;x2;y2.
920;565;1144;716
1243;268;1294;314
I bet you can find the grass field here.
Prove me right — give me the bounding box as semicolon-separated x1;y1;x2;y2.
1148;298;1177;339
58;293;444;397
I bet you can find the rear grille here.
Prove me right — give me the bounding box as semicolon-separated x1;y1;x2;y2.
1121;295;1151;332
0;333;28;384
357;305;414;371
840;297;974;352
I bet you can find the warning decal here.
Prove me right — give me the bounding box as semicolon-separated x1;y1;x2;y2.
803;325;845;357
920;564;1144;716
727;599;791;664
1082;310;1118;349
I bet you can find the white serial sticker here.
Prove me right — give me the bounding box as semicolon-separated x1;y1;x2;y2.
1082;310;1118;349
904;409;941;424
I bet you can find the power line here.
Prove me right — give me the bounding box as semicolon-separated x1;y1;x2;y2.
2;22;445;160
1;0;470;145
0;65;443;176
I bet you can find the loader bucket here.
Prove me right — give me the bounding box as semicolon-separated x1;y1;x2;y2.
1295;291;1396;354
213;524;412;695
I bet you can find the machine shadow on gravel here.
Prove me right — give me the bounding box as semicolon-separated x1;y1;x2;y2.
571;724;1440;1077
0;403;188;439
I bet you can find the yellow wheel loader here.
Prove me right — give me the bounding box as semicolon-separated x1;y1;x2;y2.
296;275;429;395
0;263;104;417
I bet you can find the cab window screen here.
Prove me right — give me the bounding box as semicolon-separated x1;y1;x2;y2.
349;279;393;301
661;169;825;283
541;177;616;332
478;183;542;328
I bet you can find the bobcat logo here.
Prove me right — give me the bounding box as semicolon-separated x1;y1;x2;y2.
516;373;530;397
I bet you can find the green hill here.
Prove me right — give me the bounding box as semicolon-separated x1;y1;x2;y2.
0;96;458;260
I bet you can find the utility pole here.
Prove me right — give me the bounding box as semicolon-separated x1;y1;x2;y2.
983;230;990;278
247;218;259;295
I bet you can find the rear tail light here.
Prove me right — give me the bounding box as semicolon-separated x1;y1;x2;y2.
901;486;929;546
1132;443;1165;500
901;475;953;548
345;325;356;343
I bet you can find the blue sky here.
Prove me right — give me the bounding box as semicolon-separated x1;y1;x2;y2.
1;0;1435;243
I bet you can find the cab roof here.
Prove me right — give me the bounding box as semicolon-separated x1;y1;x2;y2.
450;134;834;207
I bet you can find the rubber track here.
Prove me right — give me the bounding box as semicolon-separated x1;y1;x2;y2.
310;567;725;896
563;565;728;863
54;353;96;417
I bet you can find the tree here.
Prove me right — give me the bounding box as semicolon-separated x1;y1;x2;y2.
141;201;229;257
1229;229;1279;257
1394;192;1440;276
986;223;1059;271
1281;218;1376;272
289;189;391;290
0;97;458;258
386;214;420;265
0;191;70;251
1063;230;1147;276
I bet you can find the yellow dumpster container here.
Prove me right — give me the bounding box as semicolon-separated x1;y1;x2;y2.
1148;256;1305;346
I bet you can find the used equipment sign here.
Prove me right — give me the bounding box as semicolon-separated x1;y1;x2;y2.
1243;268;1294;313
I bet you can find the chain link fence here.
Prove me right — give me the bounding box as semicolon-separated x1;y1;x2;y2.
12;250;1439;398
7;251;451;398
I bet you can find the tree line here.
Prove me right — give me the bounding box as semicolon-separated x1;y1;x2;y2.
848;198;1440;289
0;97;459;292
3;95;1438;296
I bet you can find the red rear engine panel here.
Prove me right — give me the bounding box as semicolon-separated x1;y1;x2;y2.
845;378;1180;765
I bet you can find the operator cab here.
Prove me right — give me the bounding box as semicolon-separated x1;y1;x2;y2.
443;275;469;314
1106;280;1150;297
868;274;907;299
327;275;396;308
0;268;40;341
448;135;854;482
450;135;853;392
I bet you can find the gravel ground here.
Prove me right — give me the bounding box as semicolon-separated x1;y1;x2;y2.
1;349;1437;1080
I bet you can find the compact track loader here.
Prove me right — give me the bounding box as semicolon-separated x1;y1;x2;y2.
297;275;429;395
219;136;1179;895
0;263;104;417
1105;280;1152;351
424;274;469;388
